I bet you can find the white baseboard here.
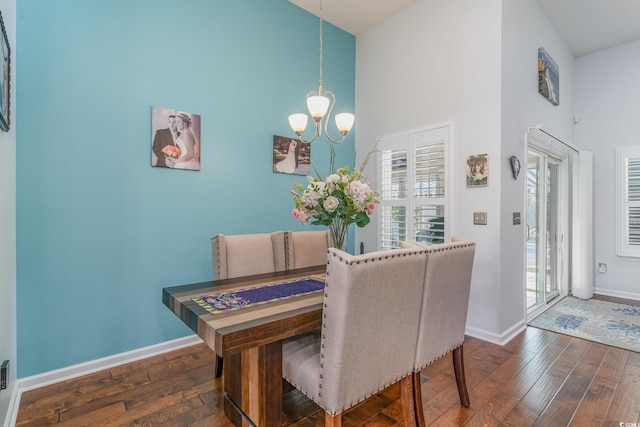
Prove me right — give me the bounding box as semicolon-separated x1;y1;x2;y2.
465;319;527;346
2;384;19;427
594;287;640;301
6;334;202;427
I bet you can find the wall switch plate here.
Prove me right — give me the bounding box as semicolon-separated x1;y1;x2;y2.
1;360;7;390
473;212;487;225
598;263;607;273
513;212;521;225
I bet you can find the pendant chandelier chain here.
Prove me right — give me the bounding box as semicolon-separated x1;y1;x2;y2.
318;0;324;91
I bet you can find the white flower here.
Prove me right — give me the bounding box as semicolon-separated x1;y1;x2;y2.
326;174;341;184
303;191;321;207
346;180;370;203
323;196;339;213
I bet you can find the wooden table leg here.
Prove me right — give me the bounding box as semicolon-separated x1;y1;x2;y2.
223;341;283;427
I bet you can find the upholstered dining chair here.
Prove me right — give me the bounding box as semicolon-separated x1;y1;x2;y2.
282;247;428;426
284;230;329;270
211;231;286;280
210;231;287;377
402;238;476;426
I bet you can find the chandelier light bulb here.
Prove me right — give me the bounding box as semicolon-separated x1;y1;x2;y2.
334;113;355;135
288;113;309;136
306;95;330;122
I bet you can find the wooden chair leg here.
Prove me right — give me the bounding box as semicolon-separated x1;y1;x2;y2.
412;371;426;427
325;411;342;427
452;345;470;407
214;355;224;378
400;375;418;427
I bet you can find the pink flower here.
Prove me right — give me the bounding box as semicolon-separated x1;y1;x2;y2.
292;208;310;225
365;202;376;215
290;189;297;195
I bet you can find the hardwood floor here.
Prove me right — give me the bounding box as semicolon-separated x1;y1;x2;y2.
16;324;640;426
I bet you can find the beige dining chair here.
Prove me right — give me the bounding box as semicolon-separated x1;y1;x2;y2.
402;238;476;426
282;247;428;426
210;231;287;377
284;230;329;270
211;231;286;280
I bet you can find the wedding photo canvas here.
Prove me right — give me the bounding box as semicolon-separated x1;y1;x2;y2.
273;135;309;176
151;106;201;171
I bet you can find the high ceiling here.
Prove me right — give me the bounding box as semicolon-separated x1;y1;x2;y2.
289;0;640;57
288;0;414;37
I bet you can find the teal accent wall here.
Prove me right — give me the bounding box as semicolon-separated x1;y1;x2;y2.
16;0;354;377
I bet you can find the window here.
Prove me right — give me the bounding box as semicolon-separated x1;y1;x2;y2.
379;125;450;249
616;146;640;257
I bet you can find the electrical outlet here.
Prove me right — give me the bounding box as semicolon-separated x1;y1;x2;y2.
598;263;607;273
1;360;7;390
473;212;487;225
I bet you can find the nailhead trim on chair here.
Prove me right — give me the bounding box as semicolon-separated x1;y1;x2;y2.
212;236;223;279
284;231;292;271
327;248;429;265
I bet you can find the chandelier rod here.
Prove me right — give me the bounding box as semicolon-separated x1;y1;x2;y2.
318;0;323;92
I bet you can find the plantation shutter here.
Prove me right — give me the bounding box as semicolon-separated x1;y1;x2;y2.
616;147;640;257
379;125;450;250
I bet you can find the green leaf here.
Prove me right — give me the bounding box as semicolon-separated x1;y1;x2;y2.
355;212;370;227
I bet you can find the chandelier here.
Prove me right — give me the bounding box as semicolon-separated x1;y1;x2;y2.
288;1;354;144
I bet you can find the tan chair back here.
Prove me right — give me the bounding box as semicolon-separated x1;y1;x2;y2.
211;232;286;279
284;230;329;269
414;239;475;370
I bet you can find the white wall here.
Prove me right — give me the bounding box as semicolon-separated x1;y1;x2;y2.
500;0;575;331
356;0;576;342
0;0;16;423
355;0;504;339
575;39;640;300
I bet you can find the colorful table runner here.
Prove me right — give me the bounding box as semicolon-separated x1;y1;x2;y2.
193;277;325;314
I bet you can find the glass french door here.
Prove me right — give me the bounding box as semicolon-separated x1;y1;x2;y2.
526;149;562;314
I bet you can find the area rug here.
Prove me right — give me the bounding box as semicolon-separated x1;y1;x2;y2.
529;296;640;353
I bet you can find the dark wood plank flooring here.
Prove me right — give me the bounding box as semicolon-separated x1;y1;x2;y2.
16;295;640;426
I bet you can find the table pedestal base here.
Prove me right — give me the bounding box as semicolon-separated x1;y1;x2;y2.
223;341;283;427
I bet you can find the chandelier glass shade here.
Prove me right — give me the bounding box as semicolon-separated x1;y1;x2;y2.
288;4;354;144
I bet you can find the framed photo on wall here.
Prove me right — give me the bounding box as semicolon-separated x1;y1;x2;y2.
273;135;309;176
0;11;10;132
151;106;201;171
538;47;559;106
466;153;488;187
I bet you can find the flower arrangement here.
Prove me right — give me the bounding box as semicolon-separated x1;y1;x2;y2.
290;165;379;251
162;145;181;158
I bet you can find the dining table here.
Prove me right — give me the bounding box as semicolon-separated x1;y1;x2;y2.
162;265;326;427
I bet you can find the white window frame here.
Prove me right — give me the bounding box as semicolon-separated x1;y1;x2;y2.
616;146;640;257
377;123;452;250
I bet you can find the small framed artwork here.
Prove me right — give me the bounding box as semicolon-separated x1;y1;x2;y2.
466;153;488;187
0;11;10;132
151;106;201;171
538;47;559;106
273;135;310;176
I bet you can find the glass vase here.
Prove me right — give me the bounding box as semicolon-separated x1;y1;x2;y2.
329;217;349;252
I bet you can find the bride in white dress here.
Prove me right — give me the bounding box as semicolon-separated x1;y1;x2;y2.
173;113;200;170
276;139;297;173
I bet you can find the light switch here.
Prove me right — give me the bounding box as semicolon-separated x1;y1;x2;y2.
473;212;487;225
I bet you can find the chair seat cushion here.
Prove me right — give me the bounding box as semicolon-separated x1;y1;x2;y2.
282;330;322;403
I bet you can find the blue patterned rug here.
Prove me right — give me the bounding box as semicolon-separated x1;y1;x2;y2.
529;296;640;353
